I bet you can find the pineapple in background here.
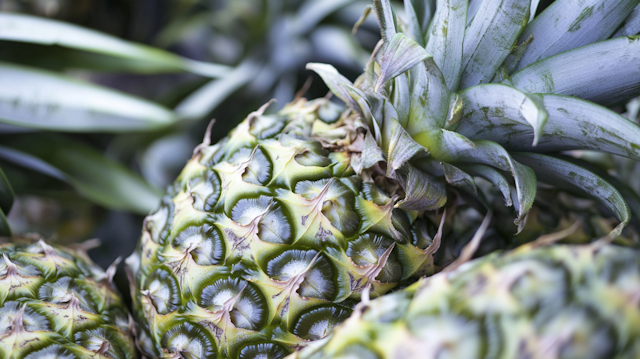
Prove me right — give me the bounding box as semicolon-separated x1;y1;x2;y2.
126;0;640;358
290;240;640;359
0;238;137;359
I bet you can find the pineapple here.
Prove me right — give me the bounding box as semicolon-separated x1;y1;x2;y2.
0;238;137;359
289;241;640;359
126;0;640;357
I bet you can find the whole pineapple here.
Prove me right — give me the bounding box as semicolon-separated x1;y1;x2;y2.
289;242;640;359
0;238;137;359
126;0;640;357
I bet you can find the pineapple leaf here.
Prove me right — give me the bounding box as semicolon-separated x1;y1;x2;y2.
459;94;640;161
509;0;640;72
396;164;447;211
0;139;161;214
386;118;426;178
513;153;630;235
425;0;468;92
176;60;261;121
403;0;425;47
613;4;640;37
459;0;530;88
294;0;356;35
457;84;548;146
406;59;450;145
0;167;13;215
436;134;536;228
509;37;640;106
375;33;430;92
373;0;397;45
306;63;354;105
0;62;175;132
0;13;229;77
458;164;514;207
441;162;477;194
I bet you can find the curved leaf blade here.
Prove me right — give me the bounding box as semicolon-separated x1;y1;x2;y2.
511;0;639;72
0;167;14;215
459;94;640;162
459;0;530;88
0;13;229;77
375;33;430;92
459;164;513;207
457;83;548;145
613;4;640;37
425;0;468;91
0;62;175;132
513;152;630;235
509;37;640;106
0;140;161;214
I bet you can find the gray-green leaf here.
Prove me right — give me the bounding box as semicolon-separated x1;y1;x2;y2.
375;33;430;92
0;62;175;132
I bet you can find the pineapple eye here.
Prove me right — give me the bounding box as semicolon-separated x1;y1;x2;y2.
228;147;272;185
199;277;268;331
189;170;221;213
161;322;217;359
346;235;402;283
172;225;225;266
23;344;77;359
266;250;336;301
249;114;286;139
238;342;289;359
231;196;292;244
292;306;352;340
295;179;359;238
0;301;49;332
145;196;174;244
142;267;181;315
75;327;131;359
38;277;95;313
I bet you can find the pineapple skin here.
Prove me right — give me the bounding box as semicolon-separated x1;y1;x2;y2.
125;98;441;359
0;239;137;359
290;243;640;359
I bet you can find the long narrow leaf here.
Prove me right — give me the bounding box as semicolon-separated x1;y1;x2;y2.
456;84;548;145
0;62;175;132
509;37;640;106
458;94;640;162
613;4;640;37
425;0;468;91
459;0;530;88
510;0;639;72
0;207;10;237
375;33;430;92
0;167;13;215
0;139;161;214
0;13;229;77
513;153;630;235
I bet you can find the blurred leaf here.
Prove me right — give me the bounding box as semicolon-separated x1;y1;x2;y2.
0;207;10;237
294;0;357;35
0;137;161;214
175;60;261;121
0;167;14;215
0;13;229;77
0;62;176;132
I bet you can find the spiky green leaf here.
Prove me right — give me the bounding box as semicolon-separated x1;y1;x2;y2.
441;162;476;193
513;153;630;235
509;0;639;72
457;84;548;146
397;164;447;211
0;138;161;214
0;62;175;132
459;0;530;88
613;4;640;37
373;0;397;45
0;13;229;77
425;0;468;91
375;33;430;92
509;37;640;106
458;94;640;161
459;164;513;207
306;63;355;105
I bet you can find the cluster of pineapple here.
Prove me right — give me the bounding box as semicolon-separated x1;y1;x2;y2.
3;0;640;358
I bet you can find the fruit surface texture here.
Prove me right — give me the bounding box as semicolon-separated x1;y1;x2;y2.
127;0;640;357
0;239;137;359
291;243;640;359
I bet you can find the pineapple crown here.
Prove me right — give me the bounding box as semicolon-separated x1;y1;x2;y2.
307;0;640;235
